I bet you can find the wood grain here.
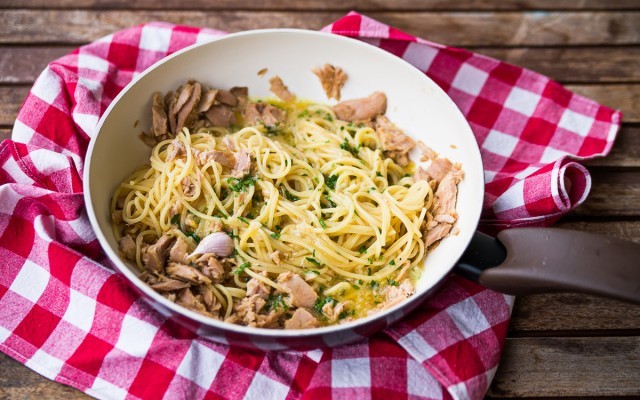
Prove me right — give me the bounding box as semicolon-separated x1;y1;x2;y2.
4;46;640;85
575;169;640;217
0;128;10;141
489;337;640;397
585;126;640;168
1;11;639;46
4;0;640;10
0;353;88;399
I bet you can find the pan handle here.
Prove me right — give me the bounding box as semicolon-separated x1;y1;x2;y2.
456;228;640;304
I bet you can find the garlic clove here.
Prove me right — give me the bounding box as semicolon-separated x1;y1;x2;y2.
190;232;234;257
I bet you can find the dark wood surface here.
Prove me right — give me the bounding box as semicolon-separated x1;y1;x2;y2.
1;1;640;398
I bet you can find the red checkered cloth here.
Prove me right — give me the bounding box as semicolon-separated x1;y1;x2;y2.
0;11;620;400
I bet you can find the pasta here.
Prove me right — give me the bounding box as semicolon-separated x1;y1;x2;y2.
111;77;461;329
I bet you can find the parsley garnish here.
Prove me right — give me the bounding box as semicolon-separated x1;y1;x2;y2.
376;171;383;177
238;216;249;224
170;214;180;225
266;293;289;311
314;296;337;313
306;257;321;266
370;280;379;289
387;279;399;286
325;174;338;190
319;219;327;229
340;139;360;156
227;176;256;192
280;187;300;201
185;232;201;243
227;231;239;239
351;284;360;290
389;260;396;266
233;262;250;274
270;232;281;240
358;245;367;254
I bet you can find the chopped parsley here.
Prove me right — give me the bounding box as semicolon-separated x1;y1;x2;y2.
325;174;338;190
319;219;327;229
266;293;289;311
227;231;239;239
314;296;337;314
358;245;367;254
185;232;201;243
238;216;250;224
233;262;250;275
370;280;379;289
351;284;360;290
270;232;281;240
389;260;396;266
387;279;399;286
325;195;337;208
280;187;300;202
306;257;321;266
170;214;180;225
338;310;353;320
298;110;310;118
227;176;256;192
340;139;360;156
376;171;383;177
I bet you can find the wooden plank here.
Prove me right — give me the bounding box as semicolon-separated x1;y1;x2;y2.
0;353;88;399
510;293;640;333
489;337;640;397
1;83;638;127
0;128;11;141
585;126;640;168
567;84;640;121
3;46;640;85
0;11;639;46
0;47;71;84
4;0;640;10
574;169;640;217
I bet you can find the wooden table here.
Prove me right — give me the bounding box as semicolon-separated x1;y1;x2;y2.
1;1;639;398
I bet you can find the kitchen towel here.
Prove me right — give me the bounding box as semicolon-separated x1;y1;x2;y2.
0;11;620;400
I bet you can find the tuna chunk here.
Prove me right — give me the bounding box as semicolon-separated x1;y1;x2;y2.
216;89;238;107
194;254;226;282
380;279;415;310
151;92;168;136
198;285;221;314
269;76;295;102
166;138;185;161
167;262;211;285
424;222;452;248
143;234;175;273
118;234;136;261
418;141;437;162
182;176;197;197
285;308;319;329
205;105;236;128
243;102;286;127
313;64;347;100
174;82;202;134
230;87;249;110
246;272;271;299
169;236;190;264
235;294;267;327
333;92;387;122
322;300;350;322
150;278;191;292
425;157;456;184
277;272;318;308
434;172;460;217
231;150;253;178
198;150;236;169
176;288;209;316
375;115;415;166
197;89;219;113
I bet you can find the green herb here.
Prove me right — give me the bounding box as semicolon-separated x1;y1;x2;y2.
185;232;201;243
298;110;310;118
340;139;360;156
338;310;352;320
313;176;319;184
170;214;180;225
227;231;239;239
351;284;360;290
325;114;333;122
233;262;250;275
387;279;399;286
370;187;376;192
389;260;396;266
370;280;379;289
325;195;337;208
306;257;321;266
275;225;282;231
358;245;367;254
266;293;289;311
376;171;383;177
368;257;373;264
319;219;327;229
358;279;364;285
280;187;300;202
367;267;372;276
264;122;280;135
238;216;249;224
270;232;281;240
325;174;338;190
314;296;337;314
227;176;256;192
284;159;289;166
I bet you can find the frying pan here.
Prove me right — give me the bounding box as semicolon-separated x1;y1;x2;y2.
84;29;640;351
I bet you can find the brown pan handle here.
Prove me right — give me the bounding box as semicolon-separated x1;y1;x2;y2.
470;228;640;304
